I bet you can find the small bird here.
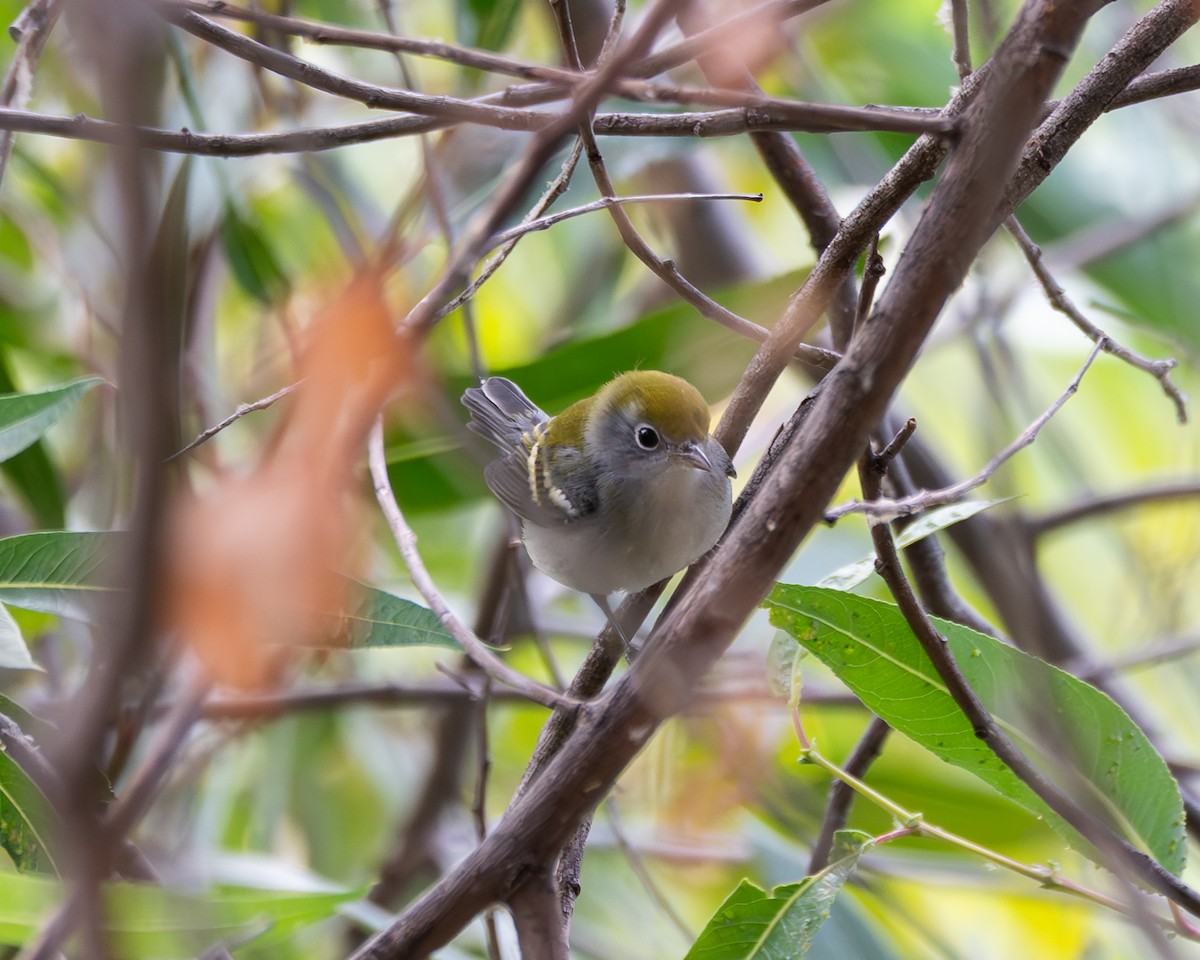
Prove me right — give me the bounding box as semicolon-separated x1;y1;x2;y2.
462;371;735;599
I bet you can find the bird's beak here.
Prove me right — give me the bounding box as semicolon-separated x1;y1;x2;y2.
673;441;713;472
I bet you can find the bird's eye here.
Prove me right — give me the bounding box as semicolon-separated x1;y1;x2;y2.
635;425;660;450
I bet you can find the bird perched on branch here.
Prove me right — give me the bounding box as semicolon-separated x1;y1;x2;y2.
463;370;735;604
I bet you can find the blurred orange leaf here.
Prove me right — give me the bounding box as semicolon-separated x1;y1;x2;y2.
165;270;412;688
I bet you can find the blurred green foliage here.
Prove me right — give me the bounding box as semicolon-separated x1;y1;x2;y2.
0;0;1195;957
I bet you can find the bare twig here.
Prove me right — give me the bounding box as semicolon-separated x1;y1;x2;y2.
437;139;584;320
854;233;885;331
1029;478;1200;536
874;416;917;470
373;0;482;378
0;0;62;190
674;0;860;349
485;190;762;251
1005;216;1187;423
201;679;518;716
827;341;1105;522
807;715;890;872
179;0;564;81
160;6;555;131
1080;634;1200;681
1044;192;1200;272
399;0;696;338
1064;62;1200;112
168;381;301;460
604;798;694;942
368;419;575;712
948;0;973;79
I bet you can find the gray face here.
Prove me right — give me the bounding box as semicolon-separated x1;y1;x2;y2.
589;404;707;483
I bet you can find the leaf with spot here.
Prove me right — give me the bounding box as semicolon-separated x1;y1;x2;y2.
0;749;56;874
765;585;1186;875
0;701;57;873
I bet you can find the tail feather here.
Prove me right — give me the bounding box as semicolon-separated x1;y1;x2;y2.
462;377;547;450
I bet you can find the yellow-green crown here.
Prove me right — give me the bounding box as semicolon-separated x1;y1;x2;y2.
596;371;710;439
542;371;712;449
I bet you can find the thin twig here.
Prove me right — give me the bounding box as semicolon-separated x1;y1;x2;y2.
559;0;831;385
948;0;973;79
674;0;859;349
1029;478;1200;536
437;139;584;321
1005;216;1187;423
102;672;210;841
854;233;885;331
0;100;955;157
0;0;62;190
799;737;1198;940
874;416;916;471
168;381;301;460
161;6;554;131
806;715;890;872
603;798;694;942
827;340;1105;521
182;0;834;91
1078;634;1200;682
468;677;502;960
1045;191;1200;272
374;0;483;378
399;0;693;338
179;0;564;81
202;679;521;717
367;419;576;712
485;190;762;252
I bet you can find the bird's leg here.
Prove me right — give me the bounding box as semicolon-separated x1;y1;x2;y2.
589;593;635;660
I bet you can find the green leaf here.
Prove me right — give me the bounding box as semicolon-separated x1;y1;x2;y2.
0;605;36;671
463;0;523;52
0;377;103;464
340;583;456;649
0;352;68;528
685;847;866;960
0;696;51;738
0;698;57;874
0;871;360;956
764;585;1187;875
221;203;289;305
0;531;117;622
0;212;34;270
818;499;1012;591
0;534;453;650
0;746;57;874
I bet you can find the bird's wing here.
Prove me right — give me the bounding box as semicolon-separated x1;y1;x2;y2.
483;436;599;527
464;377;599;526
